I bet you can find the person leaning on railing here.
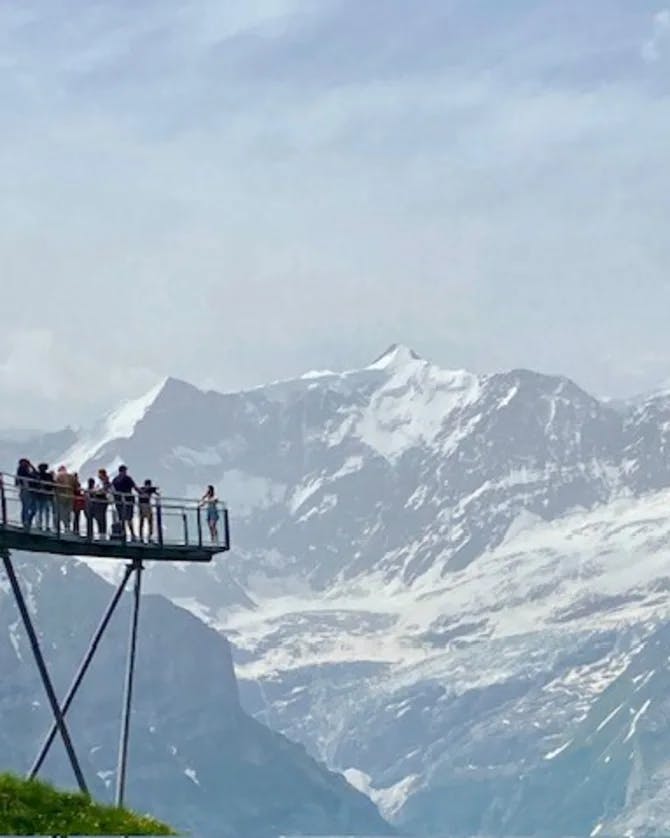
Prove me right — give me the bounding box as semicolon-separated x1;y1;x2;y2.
137;479;159;543
72;474;85;535
111;465;138;541
84;477;108;538
199;485;220;543
54;466;77;534
15;459;37;530
34;463;55;531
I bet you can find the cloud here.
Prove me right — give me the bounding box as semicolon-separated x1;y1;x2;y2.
0;1;670;428
0;329;158;429
642;9;670;62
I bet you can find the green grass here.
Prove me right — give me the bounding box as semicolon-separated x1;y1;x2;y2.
0;772;174;835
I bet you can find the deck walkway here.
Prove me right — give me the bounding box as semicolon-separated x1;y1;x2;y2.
0;471;229;562
0;524;220;562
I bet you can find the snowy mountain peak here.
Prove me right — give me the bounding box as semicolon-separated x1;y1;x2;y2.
61;377;168;470
368;344;423;371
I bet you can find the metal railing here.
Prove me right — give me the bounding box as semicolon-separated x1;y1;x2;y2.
0;471;230;552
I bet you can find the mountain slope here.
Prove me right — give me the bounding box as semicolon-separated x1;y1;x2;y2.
0;557;389;838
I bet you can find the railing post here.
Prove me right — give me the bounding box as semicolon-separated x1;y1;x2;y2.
85;497;93;542
54;496;61;538
223;507;230;549
156;500;163;547
196;505;202;548
182;510;189;545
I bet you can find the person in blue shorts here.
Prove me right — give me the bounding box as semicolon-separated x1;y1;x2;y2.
199;485;219;543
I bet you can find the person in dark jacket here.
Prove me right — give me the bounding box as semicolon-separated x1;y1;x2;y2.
15;459;37;529
34;463;55;531
112;465;138;540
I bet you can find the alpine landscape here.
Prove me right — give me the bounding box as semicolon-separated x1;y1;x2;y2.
4;345;670;835
2;0;669;834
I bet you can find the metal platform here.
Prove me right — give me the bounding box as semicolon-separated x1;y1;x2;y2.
1;467;232;807
0;471;230;562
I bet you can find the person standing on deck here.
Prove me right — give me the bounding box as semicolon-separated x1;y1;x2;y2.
112;465;138;541
72;473;85;535
54;466;75;533
85;477;107;538
97;468;111;492
35;463;55;531
15;459;37;529
199;485;219;543
137;479;159;542
96;468;112;533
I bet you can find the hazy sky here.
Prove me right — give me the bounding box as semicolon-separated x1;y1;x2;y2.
1;0;669;429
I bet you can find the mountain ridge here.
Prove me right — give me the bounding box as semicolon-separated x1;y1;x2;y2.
6;344;668;471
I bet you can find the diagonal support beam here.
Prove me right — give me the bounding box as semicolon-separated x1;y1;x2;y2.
115;558;143;808
29;562;135;780
1;550;89;795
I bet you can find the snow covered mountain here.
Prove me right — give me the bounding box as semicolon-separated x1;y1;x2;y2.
7;344;670;836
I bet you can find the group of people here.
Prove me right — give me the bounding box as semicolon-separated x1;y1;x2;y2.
15;461;160;542
13;460;222;544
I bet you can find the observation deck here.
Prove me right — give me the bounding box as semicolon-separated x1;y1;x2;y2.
0;467;232;806
0;472;230;562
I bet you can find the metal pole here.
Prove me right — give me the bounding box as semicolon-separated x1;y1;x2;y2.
223;508;230;549
85;496;93;542
55;497;61;538
1;551;88;795
156;501;163;547
30;563;135;779
182;510;189;545
115;559;143;808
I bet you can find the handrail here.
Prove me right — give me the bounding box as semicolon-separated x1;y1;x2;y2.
0;470;229;552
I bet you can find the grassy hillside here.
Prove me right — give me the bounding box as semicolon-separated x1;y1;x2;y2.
0;773;174;835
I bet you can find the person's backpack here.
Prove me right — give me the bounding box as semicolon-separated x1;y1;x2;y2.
110;519;124;540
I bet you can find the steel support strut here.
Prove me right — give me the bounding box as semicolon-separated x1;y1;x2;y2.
115;558;143;808
1;550;88;795
30;562;135;779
